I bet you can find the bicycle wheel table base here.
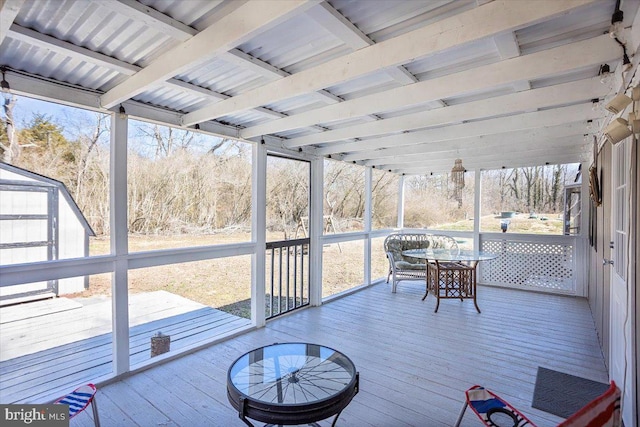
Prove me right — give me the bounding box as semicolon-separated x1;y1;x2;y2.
227;342;359;426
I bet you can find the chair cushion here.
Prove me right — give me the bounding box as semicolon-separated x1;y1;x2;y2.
387;236;429;264
396;260;426;270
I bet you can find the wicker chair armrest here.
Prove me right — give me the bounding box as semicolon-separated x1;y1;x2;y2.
386;251;400;273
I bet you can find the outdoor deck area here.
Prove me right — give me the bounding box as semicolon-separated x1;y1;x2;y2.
0;291;251;404
65;282;606;427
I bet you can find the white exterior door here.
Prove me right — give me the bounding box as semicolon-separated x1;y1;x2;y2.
609;138;633;425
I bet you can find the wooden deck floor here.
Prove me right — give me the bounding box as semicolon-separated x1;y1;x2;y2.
62;282;607;427
0;291;251;404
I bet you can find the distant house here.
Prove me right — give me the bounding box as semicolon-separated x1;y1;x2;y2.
0;163;95;304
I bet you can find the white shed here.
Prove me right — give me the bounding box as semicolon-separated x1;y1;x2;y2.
0;163;95;304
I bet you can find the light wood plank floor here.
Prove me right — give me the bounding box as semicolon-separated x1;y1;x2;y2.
0;291;251;403
66;282;608;427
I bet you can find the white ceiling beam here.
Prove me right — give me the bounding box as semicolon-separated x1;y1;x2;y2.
100;0;318;109
0;0;24;45
284;76;610;147
222;48;289;78
7;24;139;75
103;0;338;108
392;152;585;175
4;69;309;157
5;23;285;120
306;2;418;86
108;0;339;107
494;31;521;58
356;126;589;166
192;0;247;30
361;126;587;166
384;66;419;84
321;104;599;156
102;0;198;41
306;2;370;49
1;69;245;139
493;31;531;92
378;149;585;174
164;78;225;100
221;49;341;105
166;79;285;119
182;0;598;126
333;104;599;158
243;34;616;139
386;146;585;173
364;136;587;167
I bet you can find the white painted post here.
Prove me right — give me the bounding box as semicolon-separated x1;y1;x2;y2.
575;161;590;297
364;167;372;285
397;175;405;229
474;169;481;250
251;142;267;327
309;158;324;306
110;111;129;376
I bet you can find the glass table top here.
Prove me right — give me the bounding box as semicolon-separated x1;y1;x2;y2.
402;248;498;262
228;342;357;406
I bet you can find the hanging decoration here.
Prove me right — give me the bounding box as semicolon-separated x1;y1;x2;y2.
451;158;465;207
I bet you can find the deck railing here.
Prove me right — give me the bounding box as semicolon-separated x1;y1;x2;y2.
479;233;579;295
266;238;310;319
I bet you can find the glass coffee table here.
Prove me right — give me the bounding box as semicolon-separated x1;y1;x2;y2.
227;342;359;427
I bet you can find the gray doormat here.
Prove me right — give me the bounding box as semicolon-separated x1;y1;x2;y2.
532;367;609;419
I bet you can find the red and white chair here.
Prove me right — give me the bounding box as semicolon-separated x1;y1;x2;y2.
455;381;620;427
54;383;100;426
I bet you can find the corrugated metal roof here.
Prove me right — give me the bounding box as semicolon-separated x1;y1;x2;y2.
1;0;636;173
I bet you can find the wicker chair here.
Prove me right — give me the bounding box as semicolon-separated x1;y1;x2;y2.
384;233;463;297
383;232;431;292
428;234;459;251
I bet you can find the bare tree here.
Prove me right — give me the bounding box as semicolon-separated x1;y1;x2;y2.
136;123;197;158
0;95;19;163
71;113;109;198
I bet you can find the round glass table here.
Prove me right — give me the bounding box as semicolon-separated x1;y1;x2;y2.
227;342;359;427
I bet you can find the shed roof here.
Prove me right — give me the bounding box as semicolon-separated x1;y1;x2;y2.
0;162;96;236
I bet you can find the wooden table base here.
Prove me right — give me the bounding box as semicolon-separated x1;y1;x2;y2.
423;261;480;313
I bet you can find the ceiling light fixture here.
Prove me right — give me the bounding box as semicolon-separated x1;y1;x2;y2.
598;64;611;85
118;104;126;119
604;118;632;144
609;2;633;74
609;0;624;39
605;93;632;114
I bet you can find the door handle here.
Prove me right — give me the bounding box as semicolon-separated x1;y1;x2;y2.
603;259;614;266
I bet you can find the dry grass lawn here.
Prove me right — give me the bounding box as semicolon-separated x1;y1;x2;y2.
77;213;562;318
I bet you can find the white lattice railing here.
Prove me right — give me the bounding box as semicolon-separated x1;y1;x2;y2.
479;233;577;295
